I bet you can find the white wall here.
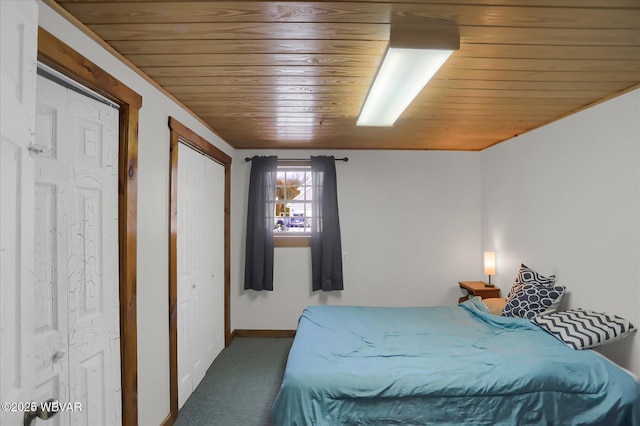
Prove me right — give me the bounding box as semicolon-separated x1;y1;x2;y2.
38;3;234;425
481;89;640;375
232;150;482;330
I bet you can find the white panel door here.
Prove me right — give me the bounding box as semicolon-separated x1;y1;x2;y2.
177;143;202;408
0;2;38;425
177;143;225;408
33;76;69;426
203;158;225;368
34;74;121;426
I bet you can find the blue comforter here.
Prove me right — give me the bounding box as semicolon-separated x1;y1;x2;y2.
271;299;640;425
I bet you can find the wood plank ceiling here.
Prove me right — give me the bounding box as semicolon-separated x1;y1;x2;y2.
52;0;640;150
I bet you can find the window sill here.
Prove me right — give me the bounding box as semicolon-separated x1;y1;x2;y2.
274;234;311;247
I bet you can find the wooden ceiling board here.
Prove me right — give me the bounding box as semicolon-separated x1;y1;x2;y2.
170;83;629;100
142;66;377;78
59;2;640;28
126;53;384;67
150;76;375;87
84;22;393;41
54;0;640;151
108;39;390;55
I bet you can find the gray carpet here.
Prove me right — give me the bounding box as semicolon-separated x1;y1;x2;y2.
175;337;293;426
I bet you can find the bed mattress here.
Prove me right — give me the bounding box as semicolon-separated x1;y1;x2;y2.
271;299;640;425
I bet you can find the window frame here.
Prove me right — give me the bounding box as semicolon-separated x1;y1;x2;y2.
273;159;311;248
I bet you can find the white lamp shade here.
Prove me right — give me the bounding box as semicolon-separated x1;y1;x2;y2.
484;252;496;276
356;48;454;127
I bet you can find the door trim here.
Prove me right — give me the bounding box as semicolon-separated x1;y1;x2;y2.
37;27;141;426
168;117;232;422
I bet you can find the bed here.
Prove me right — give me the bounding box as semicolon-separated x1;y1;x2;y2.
271;298;640;425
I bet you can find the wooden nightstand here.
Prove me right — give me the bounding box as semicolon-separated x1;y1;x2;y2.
458;281;501;303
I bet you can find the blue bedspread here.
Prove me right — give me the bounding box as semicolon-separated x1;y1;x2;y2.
271;299;640;425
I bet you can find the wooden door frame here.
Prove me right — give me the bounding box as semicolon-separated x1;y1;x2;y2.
168;117;232;423
37;28;141;426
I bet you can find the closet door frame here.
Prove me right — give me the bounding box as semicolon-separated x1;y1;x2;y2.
168;117;231;422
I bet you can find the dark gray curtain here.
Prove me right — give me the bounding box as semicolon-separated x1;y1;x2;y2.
310;156;344;291
244;156;278;291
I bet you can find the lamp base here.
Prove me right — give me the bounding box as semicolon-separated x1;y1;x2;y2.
485;276;495;287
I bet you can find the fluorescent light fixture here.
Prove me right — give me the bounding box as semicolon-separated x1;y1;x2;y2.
357;48;453;126
357;27;459;127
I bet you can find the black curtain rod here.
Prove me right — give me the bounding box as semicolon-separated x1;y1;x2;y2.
245;156;348;162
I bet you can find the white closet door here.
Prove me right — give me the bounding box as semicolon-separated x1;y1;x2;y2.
0;2;38;425
177;144;196;408
203;158;225;368
177;143;225;408
33;75;70;426
34;74;121;426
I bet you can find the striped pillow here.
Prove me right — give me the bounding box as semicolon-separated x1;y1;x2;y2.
531;309;636;350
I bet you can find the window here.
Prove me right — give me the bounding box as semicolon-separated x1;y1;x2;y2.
272;160;312;246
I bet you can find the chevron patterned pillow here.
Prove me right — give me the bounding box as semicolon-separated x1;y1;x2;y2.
531;309;637;350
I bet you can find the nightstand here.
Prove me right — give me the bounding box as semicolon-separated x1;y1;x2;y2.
458;281;501;303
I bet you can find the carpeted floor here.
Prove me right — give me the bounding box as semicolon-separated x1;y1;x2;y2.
174;337;293;426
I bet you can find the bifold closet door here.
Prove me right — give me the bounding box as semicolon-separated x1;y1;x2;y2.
177;143;225;408
202;153;225;369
